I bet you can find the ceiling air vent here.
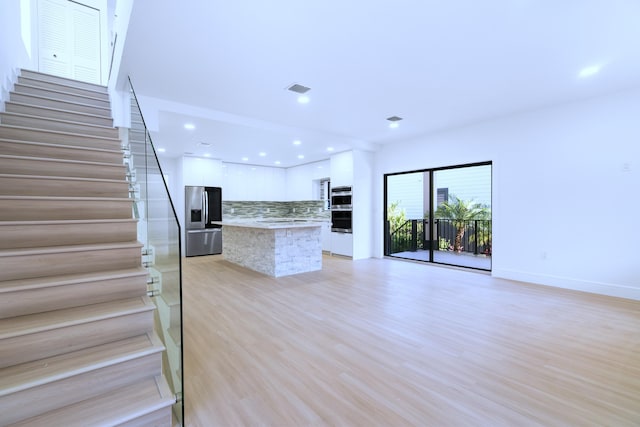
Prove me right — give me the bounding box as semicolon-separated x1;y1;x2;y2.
287;83;311;94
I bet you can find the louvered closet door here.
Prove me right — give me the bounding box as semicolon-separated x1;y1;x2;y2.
38;0;102;84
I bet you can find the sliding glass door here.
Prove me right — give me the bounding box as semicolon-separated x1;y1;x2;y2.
384;162;491;271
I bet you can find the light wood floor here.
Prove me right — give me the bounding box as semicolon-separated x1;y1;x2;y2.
183;255;640;426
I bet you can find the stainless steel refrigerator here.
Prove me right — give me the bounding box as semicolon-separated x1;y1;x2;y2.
185;186;222;256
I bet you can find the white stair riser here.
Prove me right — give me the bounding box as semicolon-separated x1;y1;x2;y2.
9;92;111;117
0;157;125;180
0;140;123;164
17;76;109;101
0;309;154;368
0;176;128;198
20;70;108;94
0;198;133;221
0;272;147;318
0;126;120;150
1;352;161;425
13;84;110;109
5;103;113;127
0;244;142;281
0;113;118;139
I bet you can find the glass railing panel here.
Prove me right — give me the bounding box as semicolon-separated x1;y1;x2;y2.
127;81;184;425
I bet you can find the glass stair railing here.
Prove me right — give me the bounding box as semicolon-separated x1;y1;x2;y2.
125;78;184;425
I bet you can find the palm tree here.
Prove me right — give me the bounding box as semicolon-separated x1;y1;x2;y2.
435;195;489;252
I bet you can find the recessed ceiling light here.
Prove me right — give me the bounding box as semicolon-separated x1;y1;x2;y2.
184;123;195;130
157;148;166;153
293;140;302;145
204;153;211;157
327;147;334;152
387;116;403;129
274;161;281;165
297;95;310;104
259;152;266;157
297;154;305;159
242;157;249;161
578;64;602;78
317;166;323;169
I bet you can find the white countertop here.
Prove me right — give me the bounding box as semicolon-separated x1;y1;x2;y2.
212;219;325;229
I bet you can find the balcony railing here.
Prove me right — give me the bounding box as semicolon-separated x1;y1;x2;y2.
387;218;492;256
126;78;184;425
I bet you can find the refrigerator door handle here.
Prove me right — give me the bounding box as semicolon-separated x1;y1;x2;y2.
204;190;209;225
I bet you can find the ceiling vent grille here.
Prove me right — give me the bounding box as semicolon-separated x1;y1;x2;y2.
287;83;311;94
386;116;403;122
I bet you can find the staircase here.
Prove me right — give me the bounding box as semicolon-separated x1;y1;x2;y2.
0;70;175;426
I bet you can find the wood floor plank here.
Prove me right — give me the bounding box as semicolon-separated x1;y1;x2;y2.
182;255;640;426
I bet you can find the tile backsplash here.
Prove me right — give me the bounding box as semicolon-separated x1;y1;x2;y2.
222;200;329;220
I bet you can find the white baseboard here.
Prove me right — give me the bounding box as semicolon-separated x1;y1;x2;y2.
492;268;640;301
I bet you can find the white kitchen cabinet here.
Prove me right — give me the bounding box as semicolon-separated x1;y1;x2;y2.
329;150;374;259
331;232;353;257
330;151;354;187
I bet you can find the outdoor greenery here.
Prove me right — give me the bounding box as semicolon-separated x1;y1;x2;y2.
435;194;491;252
387;201;407;234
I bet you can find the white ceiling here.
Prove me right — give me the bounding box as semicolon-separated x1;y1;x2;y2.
118;0;640;168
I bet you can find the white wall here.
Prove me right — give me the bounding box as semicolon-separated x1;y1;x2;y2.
0;0;35;106
285;160;330;200
352;150;375;260
375;88;640;300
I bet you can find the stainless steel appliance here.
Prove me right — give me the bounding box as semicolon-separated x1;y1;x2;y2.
331;186;352;233
185;186;222;256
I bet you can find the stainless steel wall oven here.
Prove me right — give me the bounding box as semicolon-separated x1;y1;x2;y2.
331;186;352;233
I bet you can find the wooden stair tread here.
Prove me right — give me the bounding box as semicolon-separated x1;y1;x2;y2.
20;69;108;93
5;101;112;121
12;375;175;427
0;241;142;258
0;112;117;135
0;195;131;203
0;153;124;167
1;111;115;129
0;218;137;227
0;173;126;185
0;124;119;143
13;83;110;104
0;332;164;396
8;92;112;116
0;295;154;340
0;138;122;155
0;267;146;293
17;76;109;99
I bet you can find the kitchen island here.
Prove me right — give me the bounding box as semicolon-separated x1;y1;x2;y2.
213;220;323;277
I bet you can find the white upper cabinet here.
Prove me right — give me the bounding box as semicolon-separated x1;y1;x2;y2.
330;151;354;187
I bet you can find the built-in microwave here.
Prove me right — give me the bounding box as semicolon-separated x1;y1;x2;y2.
331;186;352;210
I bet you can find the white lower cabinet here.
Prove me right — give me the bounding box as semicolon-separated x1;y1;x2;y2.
331;232;353;257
